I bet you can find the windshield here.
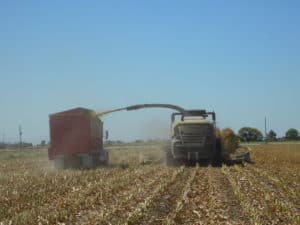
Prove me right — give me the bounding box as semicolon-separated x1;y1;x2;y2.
175;124;210;136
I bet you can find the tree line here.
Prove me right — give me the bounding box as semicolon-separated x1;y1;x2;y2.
238;127;299;142
0;128;298;149
0;142;33;149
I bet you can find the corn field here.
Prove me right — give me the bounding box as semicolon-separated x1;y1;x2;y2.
0;143;299;225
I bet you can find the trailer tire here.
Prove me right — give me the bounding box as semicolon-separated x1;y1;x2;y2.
82;154;94;169
54;156;65;170
99;149;109;166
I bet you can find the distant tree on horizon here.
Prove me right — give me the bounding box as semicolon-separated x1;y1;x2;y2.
40;140;46;146
285;128;299;140
266;130;277;141
238;127;263;142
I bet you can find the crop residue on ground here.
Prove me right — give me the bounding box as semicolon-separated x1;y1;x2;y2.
0;143;299;225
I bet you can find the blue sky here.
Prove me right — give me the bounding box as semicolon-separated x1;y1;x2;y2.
0;1;299;143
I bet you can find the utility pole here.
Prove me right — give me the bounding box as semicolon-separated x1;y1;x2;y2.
264;117;267;136
2;134;5;149
19;125;23;150
264;117;267;143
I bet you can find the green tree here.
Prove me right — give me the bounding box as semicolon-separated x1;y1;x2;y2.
266;130;277;141
285;128;299;140
238;127;263;142
40;140;46;146
0;143;5;149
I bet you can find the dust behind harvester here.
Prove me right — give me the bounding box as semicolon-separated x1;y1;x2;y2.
48;107;108;169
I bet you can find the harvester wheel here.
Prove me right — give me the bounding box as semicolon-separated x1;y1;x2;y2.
166;146;176;166
214;138;222;165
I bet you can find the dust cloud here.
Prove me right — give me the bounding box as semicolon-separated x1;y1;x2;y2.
141;118;170;141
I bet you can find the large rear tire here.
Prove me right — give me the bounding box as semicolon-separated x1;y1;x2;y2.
165;145;176;166
166;144;183;166
166;149;172;166
213;138;222;166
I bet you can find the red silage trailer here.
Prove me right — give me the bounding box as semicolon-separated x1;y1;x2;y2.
48;108;108;169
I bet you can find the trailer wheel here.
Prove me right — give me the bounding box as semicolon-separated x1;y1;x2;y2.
82;154;94;169
54;157;65;170
99;149;109;166
67;155;82;169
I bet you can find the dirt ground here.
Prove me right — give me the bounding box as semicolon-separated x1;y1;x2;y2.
0;143;299;225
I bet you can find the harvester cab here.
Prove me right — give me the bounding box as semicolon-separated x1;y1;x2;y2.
171;110;216;123
112;105;223;164
167;109;251;164
167;110;221;164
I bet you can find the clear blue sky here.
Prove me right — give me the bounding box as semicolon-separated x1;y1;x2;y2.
1;1;299;143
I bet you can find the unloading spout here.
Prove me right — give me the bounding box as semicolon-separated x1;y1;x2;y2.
95;107;128;117
95;103;186;117
126;104;185;113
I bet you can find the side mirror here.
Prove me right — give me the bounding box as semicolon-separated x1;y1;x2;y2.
105;130;109;140
212;112;216;122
